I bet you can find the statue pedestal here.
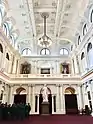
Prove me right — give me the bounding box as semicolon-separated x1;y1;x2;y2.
41;102;50;115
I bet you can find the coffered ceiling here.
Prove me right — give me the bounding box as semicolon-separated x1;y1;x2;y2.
7;0;89;48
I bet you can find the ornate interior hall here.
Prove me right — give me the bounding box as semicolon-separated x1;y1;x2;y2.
0;0;93;118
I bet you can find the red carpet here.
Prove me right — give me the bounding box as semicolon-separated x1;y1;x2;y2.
0;115;93;124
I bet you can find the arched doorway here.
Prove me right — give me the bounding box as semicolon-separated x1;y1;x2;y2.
39;86;52;114
14;87;26;104
65;87;78;114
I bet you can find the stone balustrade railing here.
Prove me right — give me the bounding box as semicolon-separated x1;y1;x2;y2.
7;74;80;78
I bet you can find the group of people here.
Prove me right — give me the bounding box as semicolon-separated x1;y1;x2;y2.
0;102;31;121
79;105;92;115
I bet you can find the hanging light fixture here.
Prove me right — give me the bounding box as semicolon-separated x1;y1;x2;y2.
38;12;52;47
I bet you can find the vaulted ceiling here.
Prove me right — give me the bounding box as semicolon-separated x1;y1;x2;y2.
7;0;89;48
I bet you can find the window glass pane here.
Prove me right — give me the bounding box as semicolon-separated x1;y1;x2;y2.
41;48;50;55
22;48;31;56
60;48;68;55
46;49;50;55
60;49;64;55
28;49;31;55
64;49;69;55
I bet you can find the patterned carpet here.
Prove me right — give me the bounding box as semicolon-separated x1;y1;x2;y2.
0;115;93;124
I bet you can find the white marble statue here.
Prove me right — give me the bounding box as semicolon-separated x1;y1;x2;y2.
42;84;48;102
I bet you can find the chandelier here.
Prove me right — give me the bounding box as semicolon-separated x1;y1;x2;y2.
38;13;52;47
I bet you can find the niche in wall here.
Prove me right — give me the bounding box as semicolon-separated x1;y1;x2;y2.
60;63;69;74
20;61;31;74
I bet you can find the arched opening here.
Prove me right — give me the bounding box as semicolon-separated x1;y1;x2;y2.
83;23;87;36
39;86;52;114
81;52;87;73
6;53;9;60
65;87;78;114
14;87;27;104
0;43;3;53
87;42;93;68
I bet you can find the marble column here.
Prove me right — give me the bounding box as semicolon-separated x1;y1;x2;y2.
32;85;35;114
1;47;6;70
2;92;7;103
74;55;79;74
12;57;17;74
88;81;93;108
17;60;20;74
0;81;2;96
34;61;37;74
71;59;74;75
37;94;39;114
9;85;14;104
28;85;31;114
56;84;60;113
28;85;31;104
84;84;89;107
56;61;59;74
77;85;83;110
8;60;12;74
60;85;64;114
52;94;54;114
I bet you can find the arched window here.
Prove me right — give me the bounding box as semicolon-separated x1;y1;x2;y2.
83;24;87;36
81;52;87;73
60;48;69;55
22;48;31;56
87;42;92;52
2;22;10;37
10;35;15;46
81;52;85;60
78;35;81;45
0;43;3;53
40;48;50;55
87;42;93;68
90;9;93;23
6;53;9;60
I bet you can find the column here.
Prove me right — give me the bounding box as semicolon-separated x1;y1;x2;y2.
28;85;31;104
12;57;17;74
37;94;39;114
60;85;64;114
9;85;14;104
74;55;79;74
17;60;20;74
88;81;93;109
32;85;35;114
77;85;83;110
52;94;54;114
56;61;59;74
2;92;6;103
16;59;19;74
28;85;31;114
32;61;35;74
34;61;37;74
56;84;60;113
1;46;6;70
8;60;12;74
0;81;2;96
90;80;93;115
84;84;89;107
71;59;74;75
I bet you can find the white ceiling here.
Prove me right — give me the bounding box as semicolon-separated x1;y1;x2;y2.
7;0;90;48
